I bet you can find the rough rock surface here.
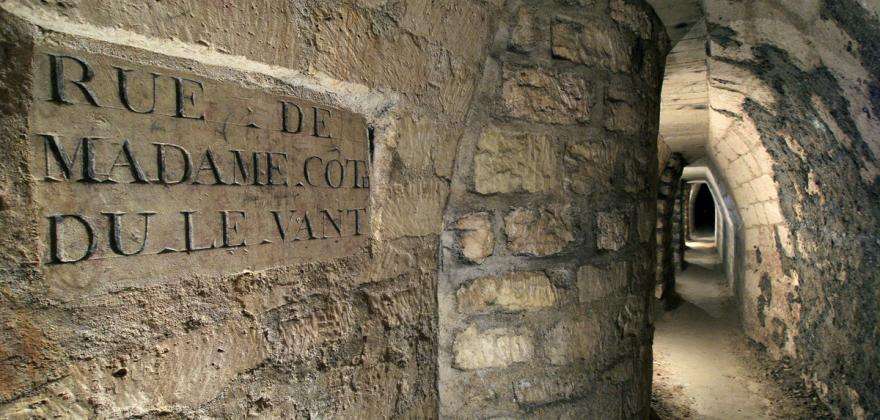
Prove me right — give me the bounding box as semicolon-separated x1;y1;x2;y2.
438;0;668;417
699;0;880;416
0;1;493;418
474;127;560;195
457;271;557;314
504;206;574;257
0;0;669;418
455;212;494;264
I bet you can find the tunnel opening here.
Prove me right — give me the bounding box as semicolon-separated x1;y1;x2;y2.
690;182;716;241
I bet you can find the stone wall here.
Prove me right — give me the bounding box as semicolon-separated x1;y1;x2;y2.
0;1;495;417
438;0;668;417
703;0;880;416
0;0;671;418
0;0;666;418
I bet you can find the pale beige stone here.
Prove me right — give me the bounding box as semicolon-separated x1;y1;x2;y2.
457;271;556;313
514;372;583;405
501;66;591;125
474;127;560;194
504;207;573;256
545;318;598;365
453;325;534;370
577;263;628;302
597;211;628;251
564;141;615;194
455;212;494;263
374;178;449;240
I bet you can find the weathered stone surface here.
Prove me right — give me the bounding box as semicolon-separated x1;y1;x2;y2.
578;263;629;302
545;317;599;365
504;207;573;256
374;178;449;240
457;271;556;313
473;127;559;194
551;19;632;72
605;101;641;134
597;211;629;251
509;6;536;53
501;65;591;125
453;326;534;370
455;212;494;263
513;371;586;406
0;1;497;417
26;47;371;293
564;140;616;195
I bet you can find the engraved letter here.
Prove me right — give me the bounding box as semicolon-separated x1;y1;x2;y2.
153;143;193;185
303;156;323;187
281;101;304;133
103;211;155;256
321;209;343;238
271;210;291;241
107;140;150;183
324;159;344;189
297;212;319;240
48;54;100;106
39;134;100;183
47;214;96;264
115;67;159;114
346;208;366;236
181;210;215;252
312;107;332;138
267;152;288;186
229;150;251;185
252;151;265;186
192;149;226;185
219;210;247;248
172;76;205;120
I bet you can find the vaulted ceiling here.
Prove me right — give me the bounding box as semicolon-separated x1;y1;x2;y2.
647;0;710;162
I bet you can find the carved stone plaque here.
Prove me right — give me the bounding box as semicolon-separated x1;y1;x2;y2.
28;48;370;294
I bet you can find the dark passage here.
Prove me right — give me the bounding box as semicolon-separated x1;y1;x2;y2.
691;183;715;237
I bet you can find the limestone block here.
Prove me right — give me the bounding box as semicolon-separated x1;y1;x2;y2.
501;65;591;125
551;19;632;72
509;6;536;52
564;141;615;194
609;0;654;40
597;211;628;251
374;178;449;240
577;263;628;302
545;317;598;365
504;207;573;256
513;371;585;406
455;212;494;263
474;127;560;194
457;271;556;313
453;325;534;370
618;295;646;337
605;101;641;134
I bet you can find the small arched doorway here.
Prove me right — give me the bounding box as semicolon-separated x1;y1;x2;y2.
689;182;716;242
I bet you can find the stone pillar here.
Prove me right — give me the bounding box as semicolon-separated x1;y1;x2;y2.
438;1;668;417
672;181;687;273
655;153;684;299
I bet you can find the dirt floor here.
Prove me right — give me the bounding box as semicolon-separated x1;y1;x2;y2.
651;238;830;419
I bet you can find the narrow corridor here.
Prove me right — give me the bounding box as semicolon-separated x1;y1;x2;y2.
651;237;829;419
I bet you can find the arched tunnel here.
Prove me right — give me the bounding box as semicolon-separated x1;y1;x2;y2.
0;0;877;418
650;0;880;418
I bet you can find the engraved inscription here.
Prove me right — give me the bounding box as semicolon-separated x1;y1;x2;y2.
30;49;371;292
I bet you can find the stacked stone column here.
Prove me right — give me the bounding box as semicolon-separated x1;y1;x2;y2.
438;1;668;417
